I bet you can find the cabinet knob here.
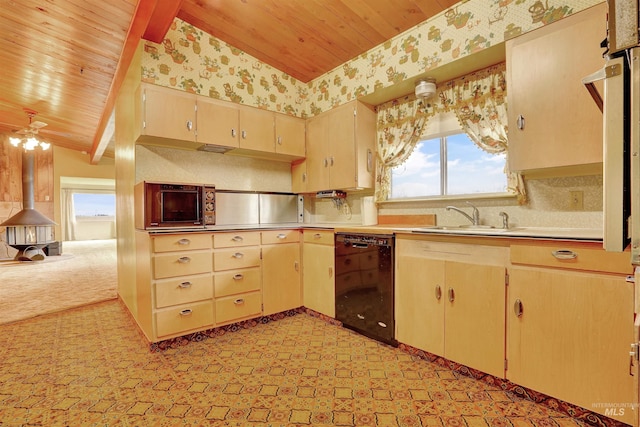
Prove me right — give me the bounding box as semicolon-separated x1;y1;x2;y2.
232;235;244;242
178;256;191;264
302;173;306;182
241;130;247;139
233;274;244;280
324;158;329;168
232;252;244;259
435;285;442;300
178;238;190;245
330;156;334;166
516;114;525;130
179;309;193;316
179;281;192;288
277;233;287;239
447;287;455;302
277;136;282;145
367;149;373;172
231;128;237;137
313;233;322;239
294;260;299;272
234;298;245;305
514;299;524;317
186;120;193;131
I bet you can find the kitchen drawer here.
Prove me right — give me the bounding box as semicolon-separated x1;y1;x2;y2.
335;254;360;274
213;247;261;271
215;267;261;297
153;250;213;279
510;242;632;274
303;229;334;245
216;291;262;324
261;229;300;245
156;300;214;337
213;231;261;248
155;273;213;308
153;233;212;253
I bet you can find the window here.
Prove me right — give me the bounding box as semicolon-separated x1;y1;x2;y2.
390;131;508;199
73;193;116;217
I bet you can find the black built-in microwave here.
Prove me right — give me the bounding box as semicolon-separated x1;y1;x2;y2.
134;181;207;229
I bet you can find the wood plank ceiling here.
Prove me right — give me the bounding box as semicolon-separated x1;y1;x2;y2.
0;0;456;163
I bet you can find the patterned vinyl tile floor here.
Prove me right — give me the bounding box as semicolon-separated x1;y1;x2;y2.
0;300;592;426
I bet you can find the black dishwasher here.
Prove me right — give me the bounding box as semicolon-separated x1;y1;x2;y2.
335;233;396;346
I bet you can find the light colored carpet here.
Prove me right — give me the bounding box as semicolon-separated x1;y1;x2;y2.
0;239;117;324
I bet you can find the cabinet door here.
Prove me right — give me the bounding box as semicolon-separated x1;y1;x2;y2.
328;103;356;190
302;242;335;317
262;243;302;315
507;3;605;173
291;160;307;194
395;255;445;356
196;97;239;148
508;267;635;425
142;84;196;142
306;114;330;192
275;114;305;157
239;107;275;152
445;261;506;378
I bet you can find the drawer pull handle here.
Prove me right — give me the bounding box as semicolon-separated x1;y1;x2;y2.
435;285;442;300
516;114;525;130
179;281;192;288
180;309;193;316
233;252;244;259
234;298;245;305
232;235;244;242
178;256;191;264
231;128;236;137
233;274;244;280
277;233;286;239
313;233;322;239
294;261;299;272
178;238;190;245
448;287;455;303
514;299;524;317
551;249;577;260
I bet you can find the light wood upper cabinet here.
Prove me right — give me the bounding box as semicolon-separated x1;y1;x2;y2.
238;106;275;152
506;3;606;175
140;84;197;144
275;114;305;157
304;100;376;192
196;97;239;148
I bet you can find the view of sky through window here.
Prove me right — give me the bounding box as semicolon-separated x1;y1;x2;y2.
73;193;116;216
391;133;507;199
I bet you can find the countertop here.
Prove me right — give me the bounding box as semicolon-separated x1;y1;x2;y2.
146;223;603;241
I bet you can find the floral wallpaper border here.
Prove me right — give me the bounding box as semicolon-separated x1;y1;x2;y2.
140;0;601;118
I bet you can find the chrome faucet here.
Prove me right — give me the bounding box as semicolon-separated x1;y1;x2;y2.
446;202;480;225
499;211;509;229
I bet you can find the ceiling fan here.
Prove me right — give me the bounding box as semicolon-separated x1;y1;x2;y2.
8;109;51;150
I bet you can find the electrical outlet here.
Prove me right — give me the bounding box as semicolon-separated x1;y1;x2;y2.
569;190;583;210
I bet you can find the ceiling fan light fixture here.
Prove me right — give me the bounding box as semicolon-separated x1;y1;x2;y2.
8;110;51;151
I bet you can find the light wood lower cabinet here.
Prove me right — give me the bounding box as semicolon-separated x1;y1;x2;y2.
302;229;335;317
508;242;636;426
213;231;262;326
395;236;508;378
262;230;302;316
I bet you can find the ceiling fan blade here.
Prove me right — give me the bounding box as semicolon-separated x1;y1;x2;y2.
30;121;47;129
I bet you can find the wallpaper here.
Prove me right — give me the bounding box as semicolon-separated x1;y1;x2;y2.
140;0;601;119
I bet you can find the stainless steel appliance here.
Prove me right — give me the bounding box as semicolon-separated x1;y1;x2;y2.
335;233;396;346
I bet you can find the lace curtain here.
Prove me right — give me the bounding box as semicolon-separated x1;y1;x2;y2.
375;62;527;203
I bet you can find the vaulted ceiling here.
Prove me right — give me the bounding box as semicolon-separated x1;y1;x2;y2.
0;0;456;164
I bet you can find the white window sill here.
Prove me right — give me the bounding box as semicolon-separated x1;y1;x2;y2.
379;192;517;206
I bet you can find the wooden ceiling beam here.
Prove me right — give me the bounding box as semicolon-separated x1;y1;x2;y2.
143;0;185;43
90;0;184;164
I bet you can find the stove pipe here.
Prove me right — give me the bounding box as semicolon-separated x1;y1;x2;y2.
2;151;56;227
